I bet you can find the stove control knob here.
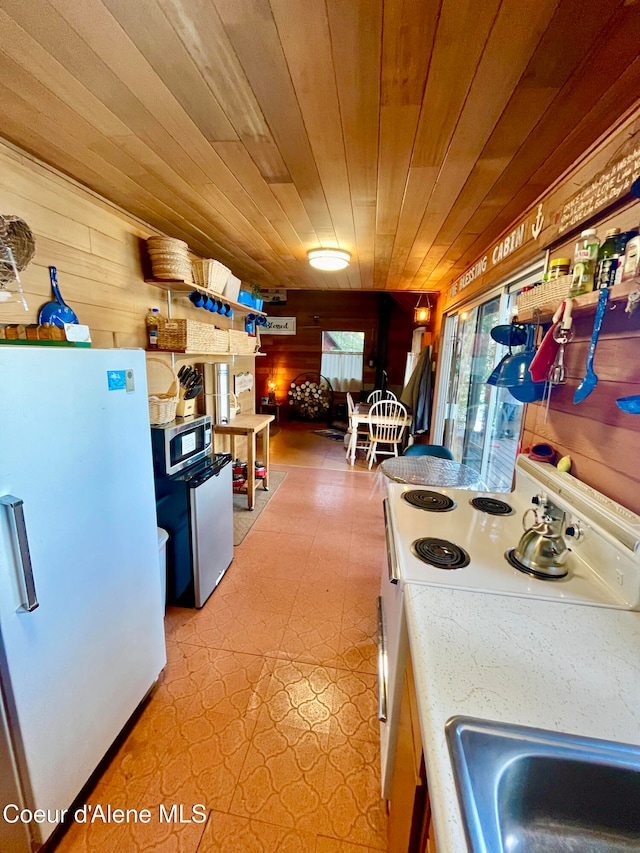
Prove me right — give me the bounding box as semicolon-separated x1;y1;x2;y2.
565;523;582;541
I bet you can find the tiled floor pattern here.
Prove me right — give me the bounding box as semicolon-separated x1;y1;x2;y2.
53;426;388;853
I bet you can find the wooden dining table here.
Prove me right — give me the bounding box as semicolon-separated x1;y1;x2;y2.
347;401;412;465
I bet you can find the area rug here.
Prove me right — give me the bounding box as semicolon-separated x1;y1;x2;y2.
313;428;347;441
233;470;287;545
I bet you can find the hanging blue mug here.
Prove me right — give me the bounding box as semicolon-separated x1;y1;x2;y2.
189;291;205;308
203;297;215;311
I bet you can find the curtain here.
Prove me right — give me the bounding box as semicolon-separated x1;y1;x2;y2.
321;352;364;392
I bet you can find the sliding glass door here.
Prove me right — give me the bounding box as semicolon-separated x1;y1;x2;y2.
439;291;524;491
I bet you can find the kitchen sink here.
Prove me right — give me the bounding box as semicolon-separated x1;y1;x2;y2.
446;716;640;852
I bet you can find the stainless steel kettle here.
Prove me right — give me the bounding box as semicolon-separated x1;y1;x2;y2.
514;499;569;579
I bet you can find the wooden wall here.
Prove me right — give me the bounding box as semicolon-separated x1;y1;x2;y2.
0;141;257;435
522;202;640;514
256;290;415;410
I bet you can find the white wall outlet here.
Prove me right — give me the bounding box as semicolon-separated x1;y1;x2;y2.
616;568;624;586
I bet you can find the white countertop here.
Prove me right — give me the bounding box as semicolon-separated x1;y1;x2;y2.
403;583;640;853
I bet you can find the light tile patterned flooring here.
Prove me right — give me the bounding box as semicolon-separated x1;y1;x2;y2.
53;425;388;853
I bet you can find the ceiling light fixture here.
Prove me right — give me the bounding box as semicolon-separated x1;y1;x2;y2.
307;248;351;271
413;293;431;325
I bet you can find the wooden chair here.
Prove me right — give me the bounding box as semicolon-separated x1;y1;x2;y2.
367;388;397;404
366;399;409;469
345;392;370;459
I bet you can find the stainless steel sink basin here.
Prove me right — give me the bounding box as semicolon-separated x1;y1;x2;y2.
446;716;640;852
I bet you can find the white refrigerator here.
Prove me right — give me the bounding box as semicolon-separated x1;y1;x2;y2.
0;347;166;851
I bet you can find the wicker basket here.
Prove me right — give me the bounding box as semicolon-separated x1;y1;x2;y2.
516;275;572;315
146;357;178;425
157;318;220;352
146;236;192;282
192;258;231;294
211;328;229;352
228;328;256;354
0;216;35;282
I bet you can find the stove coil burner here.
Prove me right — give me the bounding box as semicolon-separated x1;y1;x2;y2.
504;548;568;581
402;490;456;512
470;497;515;516
411;538;470;570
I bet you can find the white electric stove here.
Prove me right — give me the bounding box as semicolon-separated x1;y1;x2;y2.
387;455;640;610
378;455;640;797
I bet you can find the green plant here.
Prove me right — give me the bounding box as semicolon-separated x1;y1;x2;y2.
248;281;263;299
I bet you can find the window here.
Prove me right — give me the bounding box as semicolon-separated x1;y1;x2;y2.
320;331;365;392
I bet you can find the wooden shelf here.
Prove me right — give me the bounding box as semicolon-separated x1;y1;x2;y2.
148;349;266;357
517;278;639;323
145;278;267;316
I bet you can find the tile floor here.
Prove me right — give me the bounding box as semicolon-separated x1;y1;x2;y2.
53;424;388;853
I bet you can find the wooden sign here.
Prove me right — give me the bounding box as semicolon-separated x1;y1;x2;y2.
448;205;545;300
262;317;296;335
234;372;253;395
262;289;287;303
556;140;640;235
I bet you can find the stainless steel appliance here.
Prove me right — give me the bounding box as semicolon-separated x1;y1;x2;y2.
200;362;231;425
150;414;212;476
0;348;166;851
151;419;233;608
378;454;640;797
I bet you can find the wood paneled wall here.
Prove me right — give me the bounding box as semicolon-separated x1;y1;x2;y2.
256;291;415;410
0;142;256;428
522;204;640;514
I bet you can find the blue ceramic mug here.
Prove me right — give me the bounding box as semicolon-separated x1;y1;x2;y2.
189;291;205;308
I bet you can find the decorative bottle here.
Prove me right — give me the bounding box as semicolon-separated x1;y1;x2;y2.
594;228;622;290
569;229;599;297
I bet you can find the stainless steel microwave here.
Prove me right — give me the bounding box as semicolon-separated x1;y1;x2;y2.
150;415;212;477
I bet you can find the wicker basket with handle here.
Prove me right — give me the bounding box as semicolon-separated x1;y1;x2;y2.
146;356;178;425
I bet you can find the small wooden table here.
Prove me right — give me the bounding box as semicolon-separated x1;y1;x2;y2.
214;413;274;510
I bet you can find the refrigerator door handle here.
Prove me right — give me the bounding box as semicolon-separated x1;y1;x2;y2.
1;495;39;612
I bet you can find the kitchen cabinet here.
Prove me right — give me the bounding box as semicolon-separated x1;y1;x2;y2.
388;650;437;853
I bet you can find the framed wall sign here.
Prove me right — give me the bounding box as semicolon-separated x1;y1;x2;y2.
262;317;296;335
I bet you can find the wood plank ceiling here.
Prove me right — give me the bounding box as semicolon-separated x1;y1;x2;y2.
1;0;639;292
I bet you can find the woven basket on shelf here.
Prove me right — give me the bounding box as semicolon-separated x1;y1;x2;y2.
228;328;256;354
192;258;231;294
157;318;225;353
146;356;178;425
146;236;192;282
0;216;36;282
516;275;572;315
211;328;229;352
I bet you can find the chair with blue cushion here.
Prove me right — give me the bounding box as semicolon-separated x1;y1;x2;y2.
403;444;454;460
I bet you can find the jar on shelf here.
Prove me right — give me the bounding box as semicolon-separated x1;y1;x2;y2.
548;258;571;279
569;229;600;297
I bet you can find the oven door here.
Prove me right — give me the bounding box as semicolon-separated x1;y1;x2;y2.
380;498;409;799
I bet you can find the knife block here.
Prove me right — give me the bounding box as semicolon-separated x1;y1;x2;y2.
175;398;196;418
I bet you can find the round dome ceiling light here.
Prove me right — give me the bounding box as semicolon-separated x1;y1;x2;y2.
307;248;351;271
